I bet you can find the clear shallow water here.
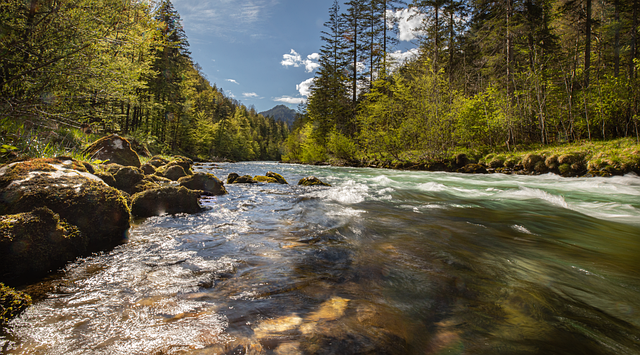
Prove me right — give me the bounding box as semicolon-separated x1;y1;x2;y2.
2;162;640;354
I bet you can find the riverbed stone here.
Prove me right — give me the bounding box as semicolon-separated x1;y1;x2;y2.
0;158;130;252
141;163;157;175
157;164;189;181
455;154;469;167
82;134;141;168
130;186;203;218
227;173;257;184
254;175;278;183
0;207;87;283
0;283;31;324
298;176;331;186
178;173;227;196
148;156;170;168
457;164;487;174
111;166;145;193
266;171;288;184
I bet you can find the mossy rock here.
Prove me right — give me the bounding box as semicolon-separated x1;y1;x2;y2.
0;283;31;324
178;173;227;196
489;159;504;168
93;171;116;187
504;158;519;168
298;176;331;186
131;179;161;194
112;166;145;194
254;175;278;183
0;207;87;283
171;156;194;170
227;173;257;184
545;155;559;170
522;154;543;171
140;163;157;175
146;174;173;184
81;162;95;174
558;163;573;177
157;164;189;181
558;154;575;165
82;134;141;168
131;186;204;218
457;164;487;174
148;156;170;168
0;160;130;252
534;161;548;173
266;171;288;184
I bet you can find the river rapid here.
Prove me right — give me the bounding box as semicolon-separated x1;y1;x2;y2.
2;162;640;355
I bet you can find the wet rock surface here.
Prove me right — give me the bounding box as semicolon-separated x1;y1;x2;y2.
178;173;227;196
130;186;204;218
82;134;141;168
298;176;331;187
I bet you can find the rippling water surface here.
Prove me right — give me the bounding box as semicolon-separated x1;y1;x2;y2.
2;162;640;354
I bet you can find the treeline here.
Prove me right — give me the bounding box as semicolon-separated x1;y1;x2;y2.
285;0;640;163
0;0;288;161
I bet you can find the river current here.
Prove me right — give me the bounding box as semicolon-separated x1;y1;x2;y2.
2;162;640;354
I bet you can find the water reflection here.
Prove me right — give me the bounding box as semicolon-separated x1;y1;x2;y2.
2;163;640;354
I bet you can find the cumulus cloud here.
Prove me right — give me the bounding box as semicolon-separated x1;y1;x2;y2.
394;8;425;41
297;77;315;97
388;48;421;67
281;50;320;73
274;96;306;104
243;92;259;98
226;79;240;85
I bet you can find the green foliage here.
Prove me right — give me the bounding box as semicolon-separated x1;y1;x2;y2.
327;128;358;160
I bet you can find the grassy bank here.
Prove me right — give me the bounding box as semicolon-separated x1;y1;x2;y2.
320;138;640;177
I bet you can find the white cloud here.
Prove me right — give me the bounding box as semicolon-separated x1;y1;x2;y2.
281;50;320;73
281;49;302;67
388;48;420;67
274;96;306;104
297;77;315;97
226;79;240;85
243;92;259;98
394;8;425;41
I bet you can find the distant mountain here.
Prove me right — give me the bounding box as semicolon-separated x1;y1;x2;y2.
259;105;297;127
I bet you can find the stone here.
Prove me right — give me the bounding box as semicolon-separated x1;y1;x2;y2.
0;158;130;252
93;171;116;187
298;176;331;186
254;176;278;183
82;134;141;167
266;171;288;184
522;154;543;171
489;159;504;168
131;186;204;218
148;156;170;168
178;173;227;196
140;163;157;175
228;173;257;184
111;166;145;193
455;153;469;167
0;283;31;324
0;207;87;283
457;164;487;174
158;165;189;181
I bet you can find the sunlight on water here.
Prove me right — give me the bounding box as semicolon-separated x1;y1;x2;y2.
2;162;640;354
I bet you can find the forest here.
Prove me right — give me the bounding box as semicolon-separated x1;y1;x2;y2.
284;0;640;164
0;0;288;162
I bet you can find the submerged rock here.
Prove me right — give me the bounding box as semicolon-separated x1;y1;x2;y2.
178;173;227;196
0;283;31;324
0;207;87;283
0;158;130;252
82;134;141;168
131;186;203;218
298;176;331;186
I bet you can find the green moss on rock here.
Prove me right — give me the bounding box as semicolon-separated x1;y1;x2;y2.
0;283;31;324
254;176;278;183
266;171;288;184
298;176;331;186
178;173;227;195
0;207;87;283
83;134;141;168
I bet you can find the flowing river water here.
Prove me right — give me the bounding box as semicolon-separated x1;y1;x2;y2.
2;162;640;354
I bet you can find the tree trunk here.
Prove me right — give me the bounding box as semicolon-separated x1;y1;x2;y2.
614;0;620;77
585;0;592;88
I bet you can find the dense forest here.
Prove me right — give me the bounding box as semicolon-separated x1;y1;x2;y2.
0;0;288;161
284;0;640;163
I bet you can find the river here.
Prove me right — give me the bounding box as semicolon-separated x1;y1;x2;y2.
2;162;640;354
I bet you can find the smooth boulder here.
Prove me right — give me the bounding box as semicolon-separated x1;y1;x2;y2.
0;207;87;283
0;158;130;252
131;186;203;218
266;171;288;184
178;173;227;196
82;134;141;167
227;173;257;184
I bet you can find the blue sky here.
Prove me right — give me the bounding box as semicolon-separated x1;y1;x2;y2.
171;0;422;113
